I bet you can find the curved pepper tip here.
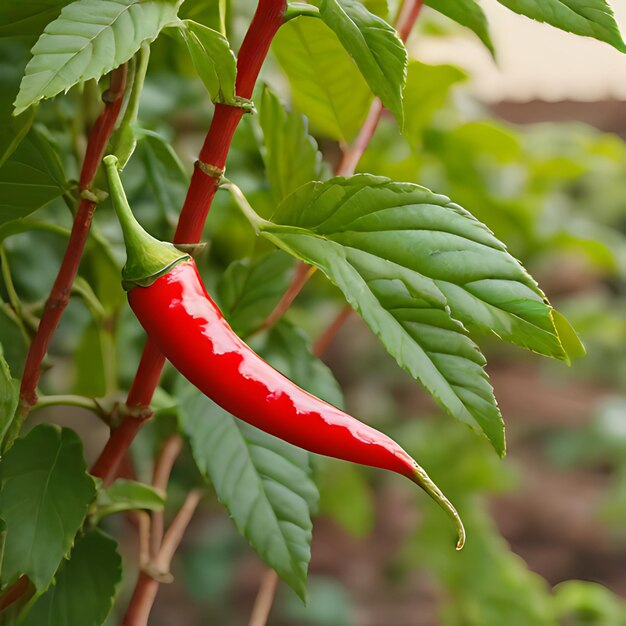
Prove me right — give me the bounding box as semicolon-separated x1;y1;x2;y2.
410;464;466;551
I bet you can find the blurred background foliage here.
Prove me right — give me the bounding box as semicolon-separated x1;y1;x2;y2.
3;0;626;623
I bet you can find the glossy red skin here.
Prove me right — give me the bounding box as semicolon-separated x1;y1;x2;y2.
129;261;419;479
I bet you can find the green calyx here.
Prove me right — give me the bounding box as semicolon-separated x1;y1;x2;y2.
104;155;190;290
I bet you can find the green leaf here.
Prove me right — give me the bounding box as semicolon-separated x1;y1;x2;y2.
553;580;626;624
181;20;237;104
362;0;388;19
258;180;506;450
218;251;296;337
496;0;626;52
0;109;36;171
21;530;122;626
14;0;184;115
551;310;585;361
319;0;407;127
425;0;495;56
179;0;226;31
93;479;165;521
0;1;71;38
0;41;36;167
0;129;67;225
0;343;19;448
250;176;577;451
179;19;237;104
273;16;373;141
0;306;29;377
0;425;96;591
258;85;322;204
402;60;467;143
265;176;573;362
448;120;522;164
178;386;319;601
139;129;190;220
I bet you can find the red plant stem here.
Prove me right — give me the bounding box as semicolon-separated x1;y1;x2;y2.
149;435;183;558
256;262;317;335
18;65;128;411
312;304;353;358
0;577;32;611
248;569;280;626
90;339;162;480
91;0;288;486
123;489;203;626
336;100;384;178
396;0;424;42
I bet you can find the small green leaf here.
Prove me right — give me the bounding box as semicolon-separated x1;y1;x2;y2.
0;343;19;448
179;386;318;601
0;40;36;167
273;16;373;141
551;310;586;362
14;0;184;115
402;60;467;142
553;580;626;624
0;109;36;170
0;1;72;38
0;425;96;591
94;479;165;521
496;0;626;52
21;530;122;626
0;306;29;377
258;85;322;203
1;131;63;205
425;0;495;56
448;120;522;164
139;129;190;221
218;251;296;337
179;19;237;104
319;0;407;127
0;129;67;225
362;0;388;19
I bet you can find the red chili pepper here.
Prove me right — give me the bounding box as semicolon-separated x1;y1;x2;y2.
104;156;465;549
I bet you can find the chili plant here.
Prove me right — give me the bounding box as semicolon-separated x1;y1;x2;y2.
0;0;623;624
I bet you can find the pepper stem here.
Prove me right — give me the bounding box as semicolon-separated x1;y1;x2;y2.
410;464;466;550
104;155;189;290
